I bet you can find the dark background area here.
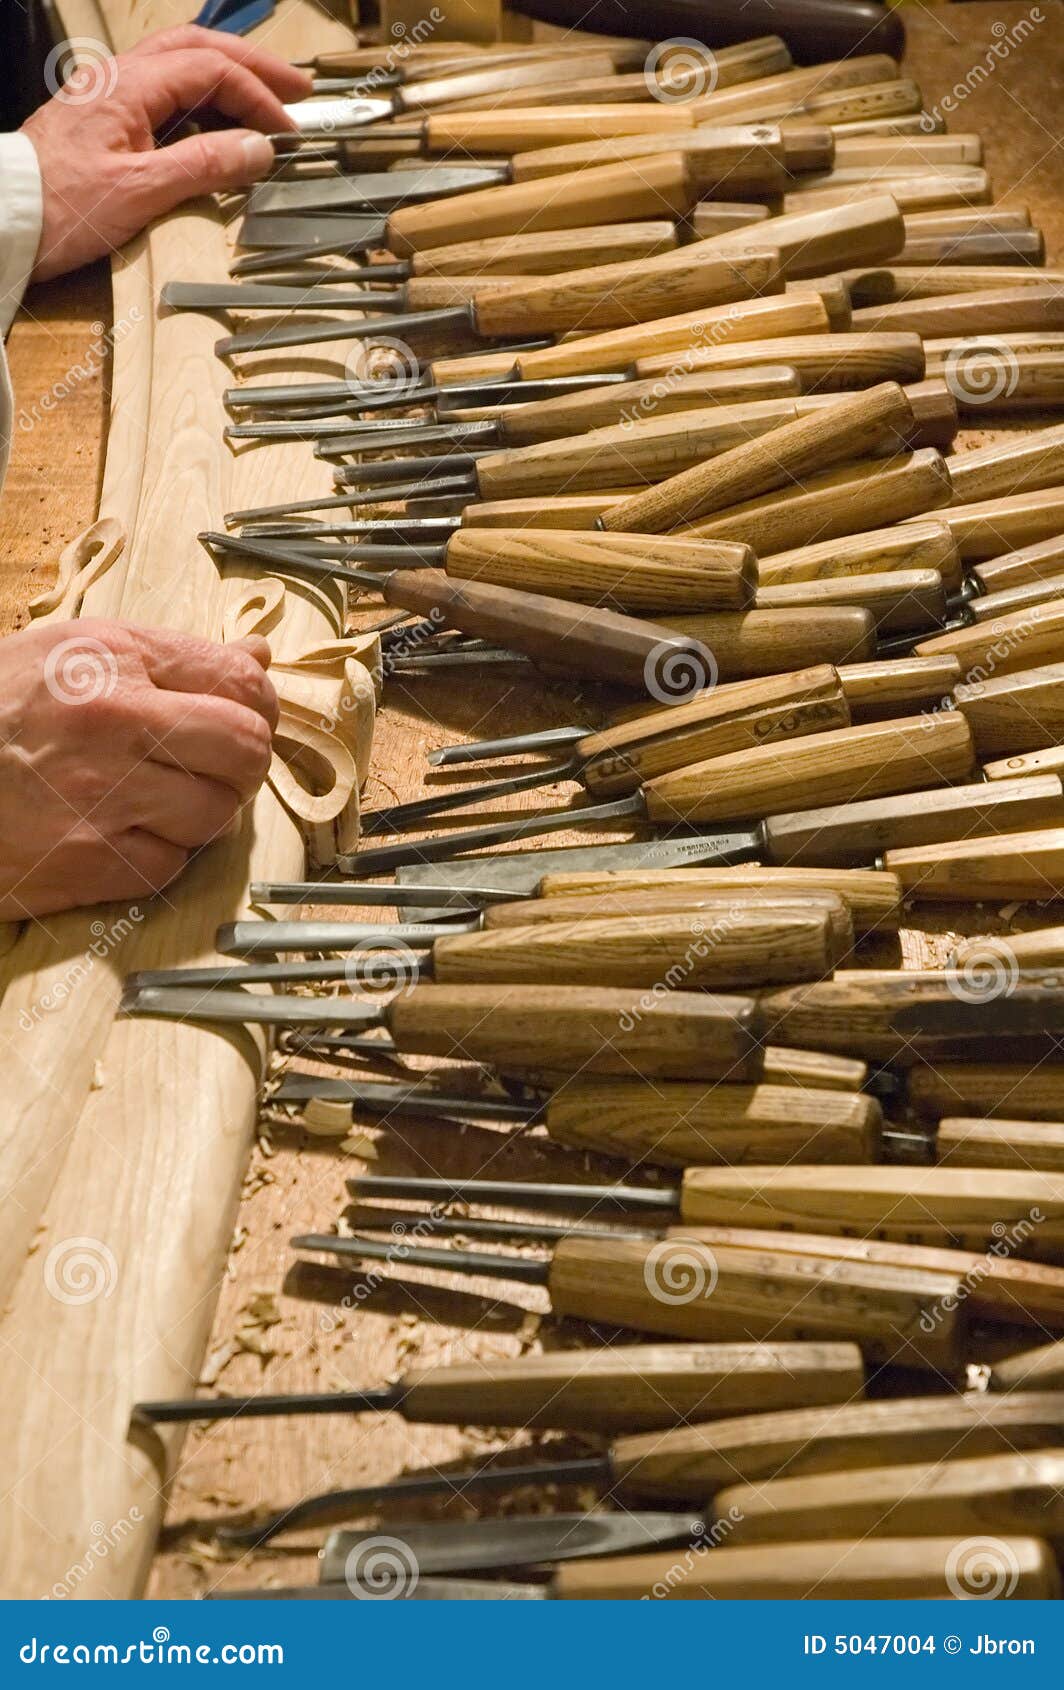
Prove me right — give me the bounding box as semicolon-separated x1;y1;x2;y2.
0;0;54;130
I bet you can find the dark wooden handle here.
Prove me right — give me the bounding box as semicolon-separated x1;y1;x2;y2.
652;606;877;679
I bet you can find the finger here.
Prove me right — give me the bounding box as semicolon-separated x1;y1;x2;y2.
125;762;244;849
130;48;294;134
124;25;311;100
230;634;272;671
105;829;190;898
130;128;276;212
125;625;280;727
137;692;273;798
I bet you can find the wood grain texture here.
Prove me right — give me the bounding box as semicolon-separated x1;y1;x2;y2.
634;330;924;387
537;866;903;933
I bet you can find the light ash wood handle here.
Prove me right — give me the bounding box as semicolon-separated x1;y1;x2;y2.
679;1164;1064;1261
443;529;756;614
687;56;900;126
716;1449;1064;1546
992;1340;1064;1393
884;828;1064;900
908;1061;1064;1127
578;664;848;795
760;521;960;589
916;600;1064;676
420;106;700;154
838;653;962;716
923;489;1064;565
632;330;925;388
399;1339;863;1433
545;1079;881;1168
681;448;953;554
460;494;618;530
490;367;802;445
553;1537;1060;1601
512;290;831;382
937;1116;1064;1174
386;154;696;258
476;390;800;499
765;1047;868;1091
537;867;902;935
800;79;923;126
651;606;877;678
386;985;761;1080
381;570;708;690
974;534;1064;595
945;420;1064;506
695;193;905;279
432;906;839;991
547;1235;964;1371
764;775;1064;867
484;893;854;959
784;167;990;217
510;126;789;192
612;1391;1064;1498
899;227;1045;265
756;567;948;633
410;220;679;278
956;663;1064;757
600;383;915;534
643;711;974;825
470;246;782;340
855;283;1064;336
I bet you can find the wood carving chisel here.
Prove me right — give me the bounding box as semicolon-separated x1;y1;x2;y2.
215;242;782;356
844;264;1064;307
130;1337;861;1430
202;533;710;691
209;1538;1060;1601
897;227;1045;266
884;828;1064;901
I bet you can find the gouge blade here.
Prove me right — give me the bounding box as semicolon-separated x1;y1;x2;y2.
217;306;471;356
237;213;387;251
276;1074;536;1120
250;166;506;214
126;960;360;990
282;95;396;133
216;919;476;955
347;1173;681;1211
321;419;498;454
321;1513;701;1579
161;282;392;312
132;1383;405;1424
118;987;386;1028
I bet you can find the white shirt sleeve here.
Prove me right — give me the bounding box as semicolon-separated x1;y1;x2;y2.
0;131;44;493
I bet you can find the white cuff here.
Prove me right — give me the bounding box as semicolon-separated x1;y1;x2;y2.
0;132;43;337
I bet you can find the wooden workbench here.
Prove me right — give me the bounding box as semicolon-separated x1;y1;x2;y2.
1;1;1061;1597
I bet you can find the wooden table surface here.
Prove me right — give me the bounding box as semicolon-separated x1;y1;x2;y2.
1;1;1062;1597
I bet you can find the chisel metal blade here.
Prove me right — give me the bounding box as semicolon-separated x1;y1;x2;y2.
161;282;395;313
209;1578;544;1600
335;452;479;484
230;244;400;276
249;166;506;215
216;919;477;955
321;1513;701;1579
118;987;387;1028
217;306;471;356
282;95;396;133
226;416;433;442
237;213;387;251
319;419;498;455
250;879;522;908
348;1173;681;1212
276;1075;535;1120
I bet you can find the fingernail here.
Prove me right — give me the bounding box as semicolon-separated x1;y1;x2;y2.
241;133;275;180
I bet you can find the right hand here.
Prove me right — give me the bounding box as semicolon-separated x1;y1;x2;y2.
0;619;278;918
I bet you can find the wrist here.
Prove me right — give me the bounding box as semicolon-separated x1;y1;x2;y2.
0;131;43;329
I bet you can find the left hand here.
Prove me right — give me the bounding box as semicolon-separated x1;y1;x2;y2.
21;24;312;281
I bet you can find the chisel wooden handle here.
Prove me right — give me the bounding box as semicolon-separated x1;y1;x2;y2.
718;1449;1064;1545
578;664;849;793
386;154;697;257
545;1078;882;1167
678;1165;1064;1260
937;1116;1064;1174
920;599;1064;677
885;828;1064;900
510;126;791;192
412;220;679;277
976;533;1064;594
992;1339;1064;1393
899;227;1045;265
399;1340;863;1433
469;245;781;339
763;775;1064;866
945;421;1064;506
955;663;1064;756
554;1536;1059;1601
547;1235;965;1369
475;393;802;499
799;79;922;127
909;1061;1064;1124
632;331;925;389
443;529;757;613
513;290;831;382
612;1391;1064;1499
380;570;707;690
639;607;878;678
855;285;1064;337
688;57;900;126
538;867;903;934
690;201;773;238
785;167;991;216
696;193;905;279
483;891;854;953
418;108;701;154
483;366;803;444
432;906;840;990
760;521;960;588
686;448;954;554
460;494;620;530
643;712;974;825
386;985;760;1079
835;135;983;168
756;568;947;632
600;383;915;534
674;1224;1064;1330
918;488;1064;565
848;263;1062;304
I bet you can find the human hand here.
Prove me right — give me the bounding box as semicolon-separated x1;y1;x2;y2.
0;618;279;917
21;25;311;281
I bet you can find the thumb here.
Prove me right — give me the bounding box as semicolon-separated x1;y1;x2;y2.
229;635;273;670
136;128;274;214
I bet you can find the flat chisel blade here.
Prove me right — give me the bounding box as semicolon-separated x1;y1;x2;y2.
282;95;395;133
237;213;387;251
320;1513;700;1579
249;167;504;215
